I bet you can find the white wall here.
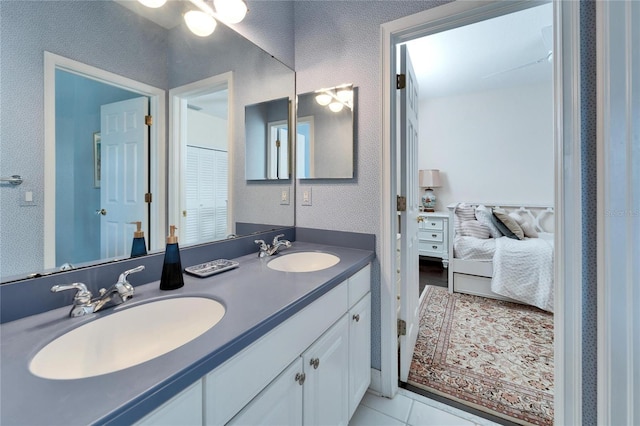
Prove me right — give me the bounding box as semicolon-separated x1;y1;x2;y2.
187;109;227;151
419;82;554;210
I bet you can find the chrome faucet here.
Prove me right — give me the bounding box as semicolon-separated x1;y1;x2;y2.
255;234;292;258
51;265;145;317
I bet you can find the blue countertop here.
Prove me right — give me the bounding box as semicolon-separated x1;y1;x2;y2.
0;242;374;425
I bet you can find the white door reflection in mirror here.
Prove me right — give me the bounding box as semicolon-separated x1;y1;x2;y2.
99;97;148;259
268;121;289;179
170;73;232;245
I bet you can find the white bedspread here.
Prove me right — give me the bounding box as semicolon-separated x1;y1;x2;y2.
491;237;554;312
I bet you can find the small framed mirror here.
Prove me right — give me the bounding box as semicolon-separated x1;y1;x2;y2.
296;84;355;179
245;97;291;180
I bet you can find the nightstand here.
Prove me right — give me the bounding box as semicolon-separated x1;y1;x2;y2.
417;212;449;268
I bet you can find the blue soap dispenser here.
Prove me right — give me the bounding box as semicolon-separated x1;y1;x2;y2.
160;225;184;290
130;221;147;258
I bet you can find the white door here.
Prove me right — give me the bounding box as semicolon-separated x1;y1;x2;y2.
99;97;148;259
398;44;420;382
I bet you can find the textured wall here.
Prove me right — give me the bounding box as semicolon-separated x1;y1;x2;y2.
579;1;597;422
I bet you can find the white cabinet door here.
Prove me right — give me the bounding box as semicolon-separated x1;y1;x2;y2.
303;315;350;426
134;380;202;426
228;359;303;426
348;293;371;419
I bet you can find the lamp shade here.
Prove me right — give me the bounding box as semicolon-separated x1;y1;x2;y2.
419;169;441;188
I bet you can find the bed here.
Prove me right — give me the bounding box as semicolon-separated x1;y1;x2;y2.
446;203;554;312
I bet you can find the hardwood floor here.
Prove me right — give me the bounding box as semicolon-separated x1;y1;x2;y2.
418;257;447;296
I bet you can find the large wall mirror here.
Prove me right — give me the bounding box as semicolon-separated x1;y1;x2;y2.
0;0;295;283
296;85;355;179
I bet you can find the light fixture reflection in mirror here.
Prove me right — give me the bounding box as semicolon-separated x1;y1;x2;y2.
297;85;355;180
314;84;353;112
184;10;217;37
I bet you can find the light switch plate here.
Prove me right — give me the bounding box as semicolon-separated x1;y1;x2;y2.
301;187;312;206
19;189;38;207
280;188;290;205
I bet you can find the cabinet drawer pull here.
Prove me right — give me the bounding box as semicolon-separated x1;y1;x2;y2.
432;245;438;250
309;358;320;369
295;372;306;385
353;314;360;322
431;222;436;226
432;234;438;238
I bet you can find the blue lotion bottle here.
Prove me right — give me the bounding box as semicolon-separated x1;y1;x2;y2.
130;221;147;258
160;225;184;290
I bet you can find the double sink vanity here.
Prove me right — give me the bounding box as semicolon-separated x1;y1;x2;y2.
0;235;374;425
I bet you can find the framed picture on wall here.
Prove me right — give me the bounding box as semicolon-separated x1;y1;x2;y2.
93;132;101;188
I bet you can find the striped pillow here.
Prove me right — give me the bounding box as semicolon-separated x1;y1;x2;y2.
454;203;476;234
460;220;491;239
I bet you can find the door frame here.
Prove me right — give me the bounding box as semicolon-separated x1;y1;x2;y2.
168;72;234;240
379;1;583;424
43;52;166;268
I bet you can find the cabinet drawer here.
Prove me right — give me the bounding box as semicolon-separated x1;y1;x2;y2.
419;230;443;242
421;219;443;231
419;241;444;254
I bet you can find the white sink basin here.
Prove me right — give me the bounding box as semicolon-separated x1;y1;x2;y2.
30;297;225;380
267;251;340;273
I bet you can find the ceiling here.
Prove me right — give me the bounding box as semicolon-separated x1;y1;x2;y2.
406;3;553;99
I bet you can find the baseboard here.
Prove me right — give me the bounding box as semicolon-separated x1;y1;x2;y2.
368;368;383;395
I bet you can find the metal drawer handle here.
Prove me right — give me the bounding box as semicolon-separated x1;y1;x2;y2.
431;222;436;226
432;234;438;238
432;245;438;250
310;358;320;369
353;313;360;322
295;372;306;385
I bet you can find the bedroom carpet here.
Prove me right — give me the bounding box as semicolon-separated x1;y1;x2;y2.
407;286;554;426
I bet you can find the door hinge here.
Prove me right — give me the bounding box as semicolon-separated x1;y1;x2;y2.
144;193;152;203
397;195;406;212
398;319;406;336
396;74;406;90
145;115;153;126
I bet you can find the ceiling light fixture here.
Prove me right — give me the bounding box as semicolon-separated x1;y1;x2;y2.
137;0;167;8
139;0;248;37
213;0;248;24
184;10;217;37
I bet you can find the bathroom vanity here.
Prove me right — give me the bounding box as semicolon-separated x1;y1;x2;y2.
0;241;373;425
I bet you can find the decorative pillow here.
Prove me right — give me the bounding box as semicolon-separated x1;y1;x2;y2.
460;220;491;239
509;212;538;238
474;205;503;238
454;203;476;234
492;208;524;240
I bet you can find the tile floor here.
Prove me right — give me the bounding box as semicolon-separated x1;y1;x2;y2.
350;388;499;426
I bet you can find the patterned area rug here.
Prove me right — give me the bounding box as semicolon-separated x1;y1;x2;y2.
407;286;554;425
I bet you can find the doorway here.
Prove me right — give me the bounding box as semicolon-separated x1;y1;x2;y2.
43;52;165;270
380;1;584;425
169;73;233;244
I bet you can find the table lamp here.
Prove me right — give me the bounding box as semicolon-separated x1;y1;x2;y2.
419;169;441;212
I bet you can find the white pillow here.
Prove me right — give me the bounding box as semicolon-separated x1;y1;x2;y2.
509;212;539;238
460;220;491;239
475;205;502;238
